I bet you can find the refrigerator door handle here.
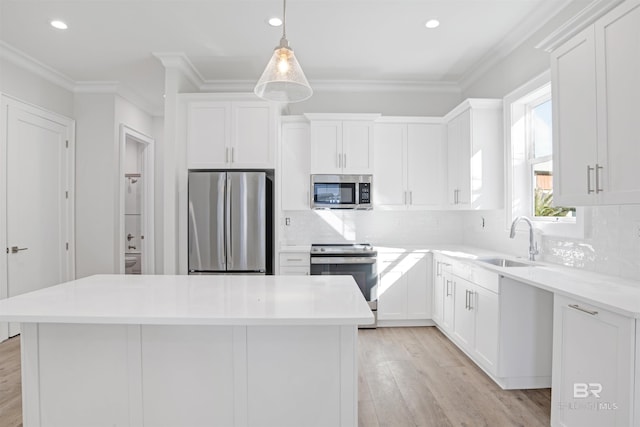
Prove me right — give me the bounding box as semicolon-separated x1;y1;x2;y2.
225;175;232;270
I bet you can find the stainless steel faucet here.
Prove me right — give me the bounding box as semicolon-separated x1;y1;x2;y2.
509;216;539;261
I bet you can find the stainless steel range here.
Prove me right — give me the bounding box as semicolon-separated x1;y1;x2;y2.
310;243;378;328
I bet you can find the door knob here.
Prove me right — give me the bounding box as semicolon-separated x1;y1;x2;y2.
10;246;28;254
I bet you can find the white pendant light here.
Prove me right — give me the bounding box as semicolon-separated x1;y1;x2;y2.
254;0;312;103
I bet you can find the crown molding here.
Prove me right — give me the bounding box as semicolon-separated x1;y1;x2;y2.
199;78;461;94
0;41;76;91
75;82;160;116
309;79;460;93
535;0;624;52
459;0;573;91
152;52;204;89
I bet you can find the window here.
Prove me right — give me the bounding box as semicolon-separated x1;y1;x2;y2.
505;72;584;238
527;98;575;219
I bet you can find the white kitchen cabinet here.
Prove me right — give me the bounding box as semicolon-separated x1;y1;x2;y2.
551;294;634;427
278;251;310;275
551;0;640;206
444;99;502;209
433;255;553;389
452;275;476;348
306;114;379;175
450;269;499;376
373;119;444;209
433;255;455;333
186;97;276;169
377;251;432;325
280;118;310;210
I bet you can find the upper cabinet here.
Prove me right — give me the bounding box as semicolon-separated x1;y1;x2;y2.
373;118;445;209
306;114;380;175
444;99;503;210
280;118;311;211
551;0;640;205
185;96;277;169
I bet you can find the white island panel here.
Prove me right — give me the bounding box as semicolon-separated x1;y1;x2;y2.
2;275;371;427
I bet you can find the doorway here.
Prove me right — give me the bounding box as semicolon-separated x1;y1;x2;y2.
0;95;75;340
119;125;154;275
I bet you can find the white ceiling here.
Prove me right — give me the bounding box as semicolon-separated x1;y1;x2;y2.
0;0;581;114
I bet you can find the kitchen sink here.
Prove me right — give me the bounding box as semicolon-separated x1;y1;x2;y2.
478;258;533;268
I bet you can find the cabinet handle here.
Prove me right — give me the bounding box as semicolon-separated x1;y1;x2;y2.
568;304;598;316
286;258;303;262
231;147;235;163
586;165;594;194
409;191;413;205
453;189;459;204
404;191;407;205
343;154;347;169
468;290;474;311
445;280;451;297
337;153;341;168
595;164;603;193
226;147;229;163
436;261;441;277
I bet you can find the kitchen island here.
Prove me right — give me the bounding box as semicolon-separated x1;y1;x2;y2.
0;274;374;427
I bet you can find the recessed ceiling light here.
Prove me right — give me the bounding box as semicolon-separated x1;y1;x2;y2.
50;20;68;30
268;17;283;27
425;19;440;29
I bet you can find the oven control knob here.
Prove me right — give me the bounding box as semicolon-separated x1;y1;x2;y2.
320;248;326;252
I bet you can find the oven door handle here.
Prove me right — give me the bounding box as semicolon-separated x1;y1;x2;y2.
311;257;377;264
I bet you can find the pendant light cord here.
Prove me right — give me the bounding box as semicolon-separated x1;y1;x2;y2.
282;0;287;40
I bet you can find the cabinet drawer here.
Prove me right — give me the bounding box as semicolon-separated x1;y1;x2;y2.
279;266;310;275
279;253;310;267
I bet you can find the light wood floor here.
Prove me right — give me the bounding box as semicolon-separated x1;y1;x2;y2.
0;327;550;427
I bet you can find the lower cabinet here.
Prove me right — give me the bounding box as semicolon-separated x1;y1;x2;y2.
432;255;553;389
278;252;310;275
377;251;432;325
551;294;635;427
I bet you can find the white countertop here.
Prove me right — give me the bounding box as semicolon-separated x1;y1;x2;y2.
0;274;374;326
431;247;640;319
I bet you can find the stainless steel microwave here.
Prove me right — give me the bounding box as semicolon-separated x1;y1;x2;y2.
310;174;372;209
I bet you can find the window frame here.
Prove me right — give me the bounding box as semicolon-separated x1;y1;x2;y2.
504;71;586;238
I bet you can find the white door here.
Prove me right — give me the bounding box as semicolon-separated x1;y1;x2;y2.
373;123;406;208
1;97;74;338
595;0;640;204
550;27;598;206
310;121;342;174
407;123;443;208
341;121;374;174
281;122;311;210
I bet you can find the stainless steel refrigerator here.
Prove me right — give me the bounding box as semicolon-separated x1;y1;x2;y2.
188;171;267;274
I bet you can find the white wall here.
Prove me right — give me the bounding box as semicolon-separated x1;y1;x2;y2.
152;116;165;274
0;57;74;117
458;1;640;281
75;93;155;278
74;93;117;278
286;88;461;117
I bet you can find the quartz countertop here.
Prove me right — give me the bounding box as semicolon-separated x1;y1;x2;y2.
430;246;640;319
0;274;374;326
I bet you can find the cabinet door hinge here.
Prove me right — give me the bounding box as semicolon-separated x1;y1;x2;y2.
65;140;69;148
66;242;69;251
65;191;69;199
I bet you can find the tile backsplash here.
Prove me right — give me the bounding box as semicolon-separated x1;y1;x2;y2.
280;210;466;246
462;206;640;281
281;206;640;281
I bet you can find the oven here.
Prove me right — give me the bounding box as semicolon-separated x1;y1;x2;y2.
310;243;378;328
